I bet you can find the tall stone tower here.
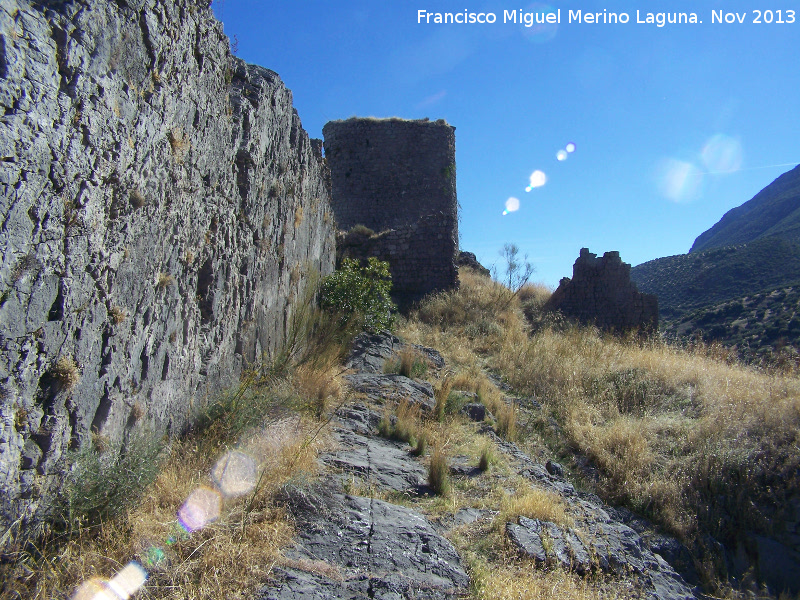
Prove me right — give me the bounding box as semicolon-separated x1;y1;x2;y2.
322;118;459;308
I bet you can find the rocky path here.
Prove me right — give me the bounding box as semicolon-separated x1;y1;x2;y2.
257;333;699;600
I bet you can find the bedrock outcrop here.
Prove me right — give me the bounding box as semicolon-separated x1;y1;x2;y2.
262;332;697;600
0;0;334;535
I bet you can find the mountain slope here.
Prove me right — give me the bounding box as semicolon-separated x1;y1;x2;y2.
631;236;800;320
690;164;800;252
632;164;800;357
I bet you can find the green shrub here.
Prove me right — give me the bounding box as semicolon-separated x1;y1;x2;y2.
445;391;469;415
320;257;395;332
54;431;164;533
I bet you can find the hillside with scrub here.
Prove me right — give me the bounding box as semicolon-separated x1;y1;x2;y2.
4;264;799;600
632;165;800;361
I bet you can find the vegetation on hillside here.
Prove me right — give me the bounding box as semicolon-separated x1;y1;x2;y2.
400;268;800;595
631;237;800;363
631;236;800;321
4;262;799;599
663;285;800;365
632;165;800;362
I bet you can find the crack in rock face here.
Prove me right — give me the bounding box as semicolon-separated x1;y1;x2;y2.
322;428;427;494
264;480;469;600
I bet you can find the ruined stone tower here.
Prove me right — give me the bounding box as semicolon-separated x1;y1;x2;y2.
322;118;459;308
544;248;659;333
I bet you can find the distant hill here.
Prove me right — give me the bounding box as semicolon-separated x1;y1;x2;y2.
690;164;800;252
664;285;800;363
631;237;800;320
631;164;800;360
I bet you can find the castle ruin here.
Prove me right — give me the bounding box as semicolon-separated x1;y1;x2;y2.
323;118;459;308
545;248;659;333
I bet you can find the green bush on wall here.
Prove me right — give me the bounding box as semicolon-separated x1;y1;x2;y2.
320;257;395;332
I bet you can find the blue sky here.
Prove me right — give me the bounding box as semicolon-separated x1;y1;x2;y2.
213;1;800;287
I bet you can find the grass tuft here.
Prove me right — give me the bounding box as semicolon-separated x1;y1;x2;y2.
496;486;572;529
52;355;80;390
109;305;127;324
384;345;428;379
428;445;451;496
433;375;453;422
157;272;175;289
478;442;497;472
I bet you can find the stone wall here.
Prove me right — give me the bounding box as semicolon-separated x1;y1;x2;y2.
336;213;459;309
544;249;658;333
0;0;335;534
323;118;459;307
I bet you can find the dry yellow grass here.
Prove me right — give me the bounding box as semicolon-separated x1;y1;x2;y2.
434;374;453;421
292;360;342;418
496;485;573;529
428;445;451;496
379;399;423;445
516;282;552;306
109;305;127;325
468;557;638;600
453;518;638;600
399;266;800;583
384;345;428;379
52;355;80;390
0;366;336;600
494;325;800;536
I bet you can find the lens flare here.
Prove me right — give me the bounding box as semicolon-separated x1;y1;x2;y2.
521;3;559;43
565;142;576;153
701;134;742;173
177;486;222;533
109;563;148;599
71;563;147;600
556;149;568;161
72;579;113;600
656;158;703;202
529;170;547;188
211;451;257;498
503;197;521;215
143;546;166;568
73;446;263;598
